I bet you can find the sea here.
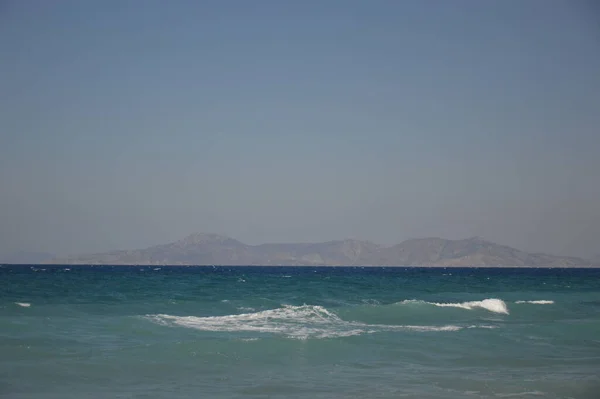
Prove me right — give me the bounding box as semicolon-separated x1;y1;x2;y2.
1;265;599;399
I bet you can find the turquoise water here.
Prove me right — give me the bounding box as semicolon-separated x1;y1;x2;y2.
2;266;600;399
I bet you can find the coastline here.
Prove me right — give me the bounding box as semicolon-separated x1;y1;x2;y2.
13;263;600;268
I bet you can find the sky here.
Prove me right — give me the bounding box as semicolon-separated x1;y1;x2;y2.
1;0;599;258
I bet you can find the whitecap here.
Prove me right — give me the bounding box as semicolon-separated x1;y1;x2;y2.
495;391;545;398
397;298;509;314
515;300;554;305
15;302;31;308
403;325;462;332
146;305;472;340
147;305;348;340
467;325;498;329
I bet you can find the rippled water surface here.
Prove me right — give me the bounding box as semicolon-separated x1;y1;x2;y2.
2;266;599;398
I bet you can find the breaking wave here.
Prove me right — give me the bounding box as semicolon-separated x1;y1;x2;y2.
397;298;509;314
515;300;554;305
146;305;489;340
15;302;31;308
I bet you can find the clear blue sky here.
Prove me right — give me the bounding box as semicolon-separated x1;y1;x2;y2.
1;0;599;257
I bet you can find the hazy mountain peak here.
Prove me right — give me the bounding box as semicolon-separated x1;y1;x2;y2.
341;238;378;245
465;236;488;243
178;233;239;246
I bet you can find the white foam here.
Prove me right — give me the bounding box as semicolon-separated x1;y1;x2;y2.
15;302;31;308
397;298;509;314
468;325;498;329
403;325;462;332
495;391;545;398
146;305;471;339
515;300;554;305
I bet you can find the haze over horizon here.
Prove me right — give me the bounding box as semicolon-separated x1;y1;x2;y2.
1;1;599;259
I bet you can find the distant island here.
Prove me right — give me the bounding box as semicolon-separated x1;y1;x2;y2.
40;233;597;267
0;251;55;265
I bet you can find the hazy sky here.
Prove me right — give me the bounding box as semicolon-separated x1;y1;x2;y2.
1;0;599;258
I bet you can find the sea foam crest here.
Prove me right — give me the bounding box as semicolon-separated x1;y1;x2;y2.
398;298;509;314
15;302;31;308
146;305;474;339
515;300;554;305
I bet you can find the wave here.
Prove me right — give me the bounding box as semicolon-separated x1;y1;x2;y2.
146;305;489;340
468;325;497;329
515;300;554;305
15;302;31;308
495;391;546;398
397;298;509;314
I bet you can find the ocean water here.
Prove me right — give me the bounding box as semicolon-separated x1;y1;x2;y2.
1;266;600;399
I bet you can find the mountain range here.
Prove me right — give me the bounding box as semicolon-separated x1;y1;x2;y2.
0;251;55;264
42;233;596;267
